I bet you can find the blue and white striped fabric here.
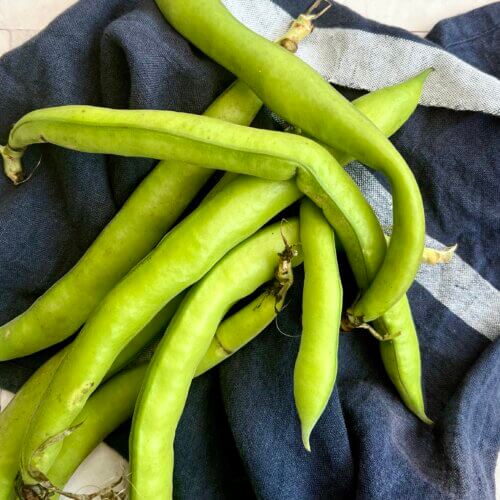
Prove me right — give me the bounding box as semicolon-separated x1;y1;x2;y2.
0;1;498;498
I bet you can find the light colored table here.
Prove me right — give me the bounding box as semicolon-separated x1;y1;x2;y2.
0;0;495;56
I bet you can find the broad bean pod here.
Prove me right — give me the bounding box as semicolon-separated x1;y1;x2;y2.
0;297;181;499
130;219;301;499
269;70;435;421
195;285;288;376
0;78;261;361
323;74;433;422
47;364;148;497
295;199;342;451
20;175;302;484
0;105;384;306
45;267;299;494
155;0;426;324
0;349;65;500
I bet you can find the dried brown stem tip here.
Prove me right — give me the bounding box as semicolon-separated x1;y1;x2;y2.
277;0;332;52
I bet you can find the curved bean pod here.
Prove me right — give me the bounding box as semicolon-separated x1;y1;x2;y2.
324;73;433;422
0;81;261;361
295;199;342;451
20;176;301;484
130;219;301;499
0;297;181;499
376;298;432;424
0;105;384;304
195;286;287;377
212;74;432;423
196;221;301;376
155;0;426;324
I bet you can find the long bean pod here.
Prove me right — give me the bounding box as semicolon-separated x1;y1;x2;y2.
19;176;302;484
295;199;342;451
0;105;385;305
0;350;66;500
323;74;433;422
155;0;426;324
0;81;261;361
195;286;288;376
130;219;301;499
0;297;181;499
47;364;148;496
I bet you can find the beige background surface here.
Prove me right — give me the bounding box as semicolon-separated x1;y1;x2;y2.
0;0;495;56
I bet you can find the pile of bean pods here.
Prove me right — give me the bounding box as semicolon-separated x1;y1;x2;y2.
0;1;457;498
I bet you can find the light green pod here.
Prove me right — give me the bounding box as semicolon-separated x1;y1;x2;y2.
0;105;384;313
155;0;425;325
195;292;281;377
20;176;301;484
130;219;301;499
375;298;432;424
295;199;342;451
0;349;66;500
48;364;148;495
0;297;181;500
0;79;262;361
195;258;300;376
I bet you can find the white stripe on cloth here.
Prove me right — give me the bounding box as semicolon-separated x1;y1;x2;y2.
223;0;500;115
346;162;500;341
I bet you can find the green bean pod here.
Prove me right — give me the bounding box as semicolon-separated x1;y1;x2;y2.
196;284;292;377
0;105;385;307
130;219;301;499
47;364;148;495
19;176;301;484
375;298;432;424
0;81;263;361
155;0;425;324
0;297;181;500
326;73;433;423
295;199;342;451
181;72;433;424
0;349;66;500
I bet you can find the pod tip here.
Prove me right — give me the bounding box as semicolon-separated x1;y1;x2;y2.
418;67;435;80
301;428;312;452
419;412;434;425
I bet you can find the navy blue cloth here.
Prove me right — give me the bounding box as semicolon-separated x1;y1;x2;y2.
0;1;498;499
